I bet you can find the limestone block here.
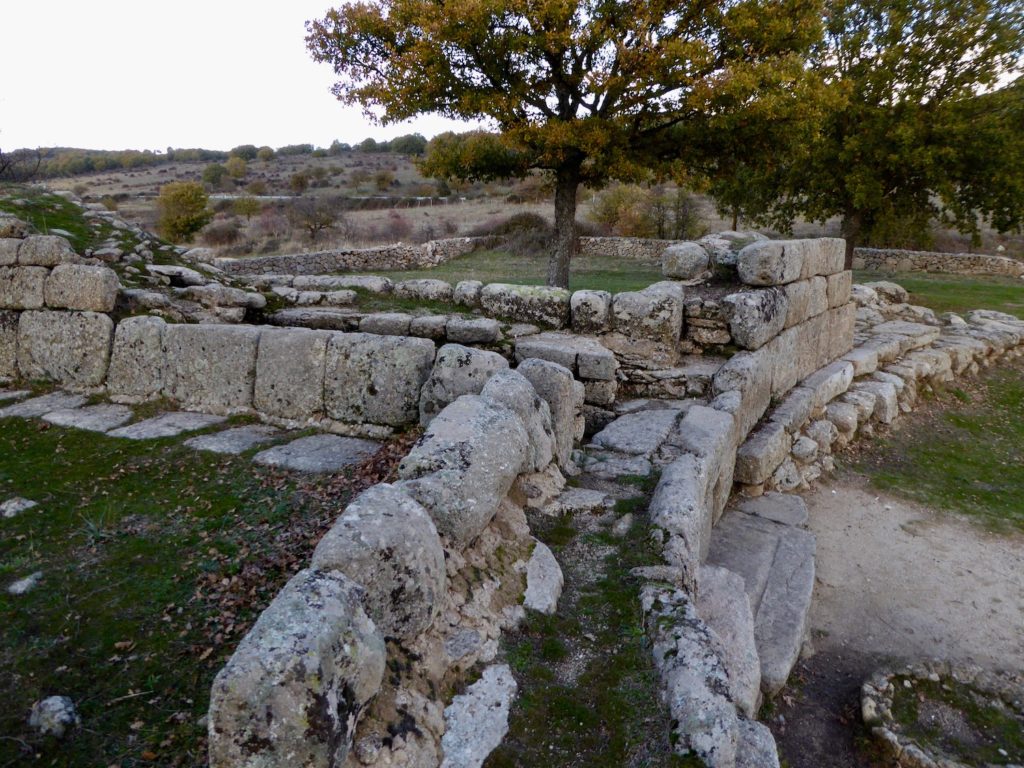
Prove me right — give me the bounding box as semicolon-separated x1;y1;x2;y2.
799;238;845;278
398;395;529;549
312;484;446;640
441;665;517;768
445;316;501;344
107;316;166;402
293;274;393;294
839;389;877;421
454;279;483;308
0;266;47;310
44;264;119;312
826;271;852;308
768;313;828;398
736;240;805;286
712;348;772;439
17;310;113;389
611;282;684;345
481;369;556;472
163;324;261;414
824;303;857;364
805;419;838;453
17;235;78;267
517;358;585;467
394;278;454;303
723;288;789;350
254;327;330;420
524;540;563;614
419;343;508;424
479;283;571;327
781;278;827;329
181;283;265;310
583;379;617;407
409;315;449;340
826;401;858;435
662;242;710;279
208;568;385;768
325;333;436;427
570;289;611;334
842;346;879;376
801;360;854;410
851;380;899;424
648;453;715;583
735;421;791;485
0;238;20;266
359;312;413;336
0;310;17;378
862;280;908;304
769;386;815;434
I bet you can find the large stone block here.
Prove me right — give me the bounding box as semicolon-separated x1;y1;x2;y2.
481;369;556;472
649;453;716;584
312;484;446;641
799;238;846;278
802;360;854;410
0;310;17;378
781;278;827;329
44;264;119;312
722;288;789;350
107;316;166;402
736;240;805;286
17;310;113;389
826;271;852;308
479;283;571;327
208;569;385;768
570;289;611;334
254;327;330;420
0;238;20;266
394;278;454;303
0;266;47;310
824;303;856;364
397;395;529;549
419;343;508;425
163;324;261;414
662;242;710;279
611;282;684;345
17;235;78;267
324;333;435;427
711;348;772;439
735;421;791;485
516;358;585;467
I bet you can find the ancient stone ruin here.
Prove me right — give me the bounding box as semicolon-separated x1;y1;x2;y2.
3;199;1023;768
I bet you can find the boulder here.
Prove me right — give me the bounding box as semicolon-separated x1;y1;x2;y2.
106;316;167;402
662;242;710;279
611;282;685;345
312;483;446;640
17;235;78;267
481;369;556;472
44;264;119;312
570;289;612;334
736;240;805;286
208;569;385;768
254;327;330;420
516;358;585;467
28;696;80;739
419;343;508;424
398;395;529;549
17;310;113;389
453;279;483;308
162;324;261;414
325;333;436;427
862;280;908;304
479;283;571;327
722;289;789;350
395;278;454;303
0;266;47;309
446;316;501;344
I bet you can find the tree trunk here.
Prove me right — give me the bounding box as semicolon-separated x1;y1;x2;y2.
731;209;739;231
841;211;862;270
548;167;580;288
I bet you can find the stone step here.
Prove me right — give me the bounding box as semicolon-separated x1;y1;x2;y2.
706;493;816;697
589;407;682;457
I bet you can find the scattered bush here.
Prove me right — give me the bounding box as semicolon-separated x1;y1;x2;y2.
256;147;275;162
225;156;247;179
246;180;268;196
589;184;706;240
290;172;309;194
100;195;118;212
288;197;338;242
468;212;553;256
200;219;242;247
156;182;213;242
233;196;261;220
202;163;227;187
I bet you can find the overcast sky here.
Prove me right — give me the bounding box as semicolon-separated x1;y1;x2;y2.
0;0;478;152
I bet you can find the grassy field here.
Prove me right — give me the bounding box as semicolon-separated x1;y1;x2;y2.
0;410;409;766
856;271;1024;319
850;355;1024;532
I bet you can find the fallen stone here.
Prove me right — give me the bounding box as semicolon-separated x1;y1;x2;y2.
107;411;226;440
851;380;899;424
1;497;38;518
543;487;613;516
419;344;508;424
826;401;859;434
42;404;134;433
253;434;379;473
28;696;80;739
524;540;563;614
611;512;634;538
0;389;29;403
517;358;585;468
0;391;87;419
862;280;908;304
662;242;710;279
184;425;281;454
8;571;43;595
441;665;517;768
148;264;206;286
590;408;681;457
791;435;818;463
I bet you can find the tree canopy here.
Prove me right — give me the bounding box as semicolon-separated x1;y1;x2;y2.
306;0;823;286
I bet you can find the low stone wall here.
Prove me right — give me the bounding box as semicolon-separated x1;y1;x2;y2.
577;236;679;260
853;247;1024;278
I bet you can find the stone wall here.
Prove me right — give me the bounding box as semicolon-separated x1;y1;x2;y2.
577;236;679;260
853;247;1024;278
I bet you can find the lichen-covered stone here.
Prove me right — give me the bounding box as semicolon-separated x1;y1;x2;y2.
722;289;789;350
398;395;528;550
445;317;501;344
162;324;260;414
826;271;852;308
0;310;17;378
0;238;20;266
312;483;446;640
208;568;385;768
106;316;167;402
479;283;571;327
735;421;791;485
324;333;435;427
0;266;47;309
570;289;612;334
395;278;454;303
454;279;484;308
17;235;78;267
662;242;710;279
441;665;517;768
17;310;113;389
611;282;685;345
359;312;413;336
44;264;119;312
516;358;585;468
781;278;827;328
481;369;556;472
254;327;330;420
419;343;508;424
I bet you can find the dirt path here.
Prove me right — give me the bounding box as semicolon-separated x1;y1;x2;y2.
771;475;1024;766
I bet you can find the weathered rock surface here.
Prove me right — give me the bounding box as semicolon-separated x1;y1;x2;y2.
253;434;380;473
481;369;556;472
17;235;78;267
723;289;789;350
0;391;87;419
736;719;781;768
312;483;446;640
184;425;280;455
0;267;48;309
254;328;330;420
611;282;685;345
208;568;386;768
395;278;454;303
163;324;260;413
0;310;18;377
419;344;508;425
446;317;501;344
440;664;517;768
1;496;38;518
106;315;167;402
107;411;226;440
479;283;571;327
42;404;134;433
17;311;114;389
591;408;681;457
570;289;611;333
43;264;119;312
29;696;80;738
516;358;584;468
662;242;711;279
523;540;563;614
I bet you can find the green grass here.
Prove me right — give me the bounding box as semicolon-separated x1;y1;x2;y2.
0;413;368;766
852;358;1024;531
357;248;665;293
855;271;1024;319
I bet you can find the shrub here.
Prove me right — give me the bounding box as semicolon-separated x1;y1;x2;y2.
256;147;275;162
233;196;261;220
290;172;309;194
246;180;268;195
202;163;227;187
225;156;247;179
100;195;118;211
200;219;242;247
589;184;706;239
157;182;213;243
468;212;553;256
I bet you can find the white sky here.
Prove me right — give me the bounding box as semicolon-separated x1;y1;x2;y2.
0;0;478;152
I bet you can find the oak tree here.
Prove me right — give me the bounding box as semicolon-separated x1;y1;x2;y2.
306;0;822;286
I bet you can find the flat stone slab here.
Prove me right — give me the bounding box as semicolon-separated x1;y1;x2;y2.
1;497;38;518
185;425;281;455
590;408;681;457
441;664;517;768
8;571;43;595
580;449;653;480
0;392;88;419
0;390;30;403
42;404;135;433
734;493;809;527
523;540;563;615
253;434;379;473
543;487;613;516
107;411;227;440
